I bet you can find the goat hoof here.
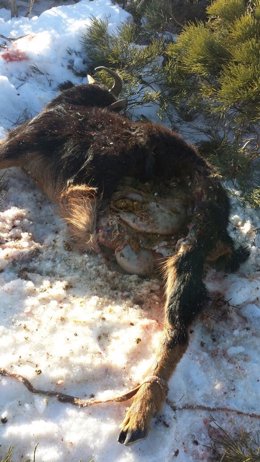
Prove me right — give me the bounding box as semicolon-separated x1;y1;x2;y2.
118;379;166;445
118;428;147;445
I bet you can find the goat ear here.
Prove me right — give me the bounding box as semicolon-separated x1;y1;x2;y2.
87;74;96;85
59;184;98;252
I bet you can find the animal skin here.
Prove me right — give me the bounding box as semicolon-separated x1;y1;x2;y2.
0;68;249;445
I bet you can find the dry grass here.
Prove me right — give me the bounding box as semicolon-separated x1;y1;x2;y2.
0;445;38;462
0;447;13;462
209;422;260;462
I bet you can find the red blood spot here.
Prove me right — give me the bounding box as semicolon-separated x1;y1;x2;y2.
1;49;29;62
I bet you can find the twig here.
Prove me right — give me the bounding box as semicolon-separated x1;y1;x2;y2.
166;398;260;420
0;368;140;407
0;34;28;42
1;369;260;420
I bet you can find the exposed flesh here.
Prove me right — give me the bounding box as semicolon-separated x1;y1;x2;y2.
97;179;191;275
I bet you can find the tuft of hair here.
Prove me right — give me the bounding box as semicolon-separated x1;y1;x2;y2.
59;184;98;252
58;81;75;91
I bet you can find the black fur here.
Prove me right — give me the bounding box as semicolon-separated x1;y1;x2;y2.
0;77;249;445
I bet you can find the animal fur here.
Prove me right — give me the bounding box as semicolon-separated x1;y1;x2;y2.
0;71;249;445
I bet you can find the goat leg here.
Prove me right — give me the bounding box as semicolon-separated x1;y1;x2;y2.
118;325;188;445
118;234;208;445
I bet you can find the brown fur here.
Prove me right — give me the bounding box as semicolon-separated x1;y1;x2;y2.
59;185;98;251
0;76;249;445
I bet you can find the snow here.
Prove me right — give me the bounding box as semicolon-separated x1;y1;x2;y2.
0;1;259;461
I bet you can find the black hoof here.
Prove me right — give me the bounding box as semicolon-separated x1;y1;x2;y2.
118;428;147;445
214;244;250;272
